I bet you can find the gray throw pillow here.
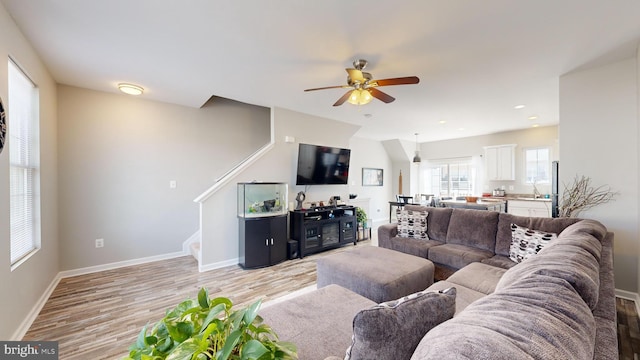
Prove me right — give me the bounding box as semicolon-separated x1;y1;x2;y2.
345;287;456;360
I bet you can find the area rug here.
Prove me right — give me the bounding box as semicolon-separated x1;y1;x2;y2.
261;284;317;308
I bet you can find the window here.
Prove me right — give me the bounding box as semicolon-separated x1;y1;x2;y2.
524;147;550;184
9;59;40;267
423;158;476;197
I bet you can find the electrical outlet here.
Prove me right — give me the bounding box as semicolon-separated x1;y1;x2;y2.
169;180;177;189
508;185;514;191
95;238;104;248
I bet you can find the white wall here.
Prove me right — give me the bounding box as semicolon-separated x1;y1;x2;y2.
419;126;559;196
559;56;639;293
347;137;394;224
57;86;270;270
0;3;59;339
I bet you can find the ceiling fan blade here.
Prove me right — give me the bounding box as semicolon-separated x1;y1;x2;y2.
368;87;395;103
372;76;420;87
333;91;353;106
304;85;350;92
346;68;365;83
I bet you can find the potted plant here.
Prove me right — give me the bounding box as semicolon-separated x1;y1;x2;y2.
356;207;368;228
125;287;297;360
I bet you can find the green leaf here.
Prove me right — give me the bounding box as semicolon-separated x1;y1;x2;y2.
198;287;210;309
240;339;269;360
210;297;233;309
135;325;148;350
156;337;174;353
165;338;203;360
243;299;262;326
274;342;298;359
167;321;195;343
218;329;243;360
145;335;158;346
200;303;227;334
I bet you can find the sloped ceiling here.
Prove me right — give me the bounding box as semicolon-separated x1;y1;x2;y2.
2;0;640;143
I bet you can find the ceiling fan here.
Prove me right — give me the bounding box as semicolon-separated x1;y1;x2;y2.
304;59;420;106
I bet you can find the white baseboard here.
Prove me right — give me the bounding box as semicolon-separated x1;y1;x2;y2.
616;288;640;315
12;273;62;340
198;257;239;273
58;250;188;278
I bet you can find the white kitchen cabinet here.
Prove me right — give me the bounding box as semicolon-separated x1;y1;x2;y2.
507;200;551;218
484;144;516;181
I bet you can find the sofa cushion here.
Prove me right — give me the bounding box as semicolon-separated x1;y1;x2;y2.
481;255;517;269
426;281;485;315
509;223;557;263
346;287;456;360
396;208;428;239
389;237;444;258
428;243;494;270
412;274;597;360
405;205;453;241
445;208;499;252
495;213;581;256
496;230;602;310
446;262;507;295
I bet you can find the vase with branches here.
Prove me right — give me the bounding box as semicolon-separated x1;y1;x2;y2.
559;175;617;218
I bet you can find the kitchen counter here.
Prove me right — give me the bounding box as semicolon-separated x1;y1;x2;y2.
482;196;552;202
441;199;506;212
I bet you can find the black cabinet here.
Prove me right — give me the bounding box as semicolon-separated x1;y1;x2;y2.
290;206;357;258
239;215;287;269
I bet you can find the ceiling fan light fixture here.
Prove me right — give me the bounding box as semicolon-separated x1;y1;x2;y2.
118;83;144;95
347;89;372;105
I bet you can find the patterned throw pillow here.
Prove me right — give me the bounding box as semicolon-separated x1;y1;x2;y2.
344;287;456;360
509;223;557;263
396;209;429;240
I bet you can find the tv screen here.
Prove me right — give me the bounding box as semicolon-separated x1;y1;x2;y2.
296;143;351;185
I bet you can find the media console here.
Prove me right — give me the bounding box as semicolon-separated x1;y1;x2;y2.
289;205;357;258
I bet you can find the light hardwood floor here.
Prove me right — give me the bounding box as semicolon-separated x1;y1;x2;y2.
23;241;367;359
23;239;638;359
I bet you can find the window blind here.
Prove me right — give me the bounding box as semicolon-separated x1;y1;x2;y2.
8;59;40;266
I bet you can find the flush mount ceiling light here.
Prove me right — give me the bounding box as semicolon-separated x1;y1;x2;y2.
118;83;144;96
413;133;421;163
514;104;526;109
347;89;373;105
528;115;538;120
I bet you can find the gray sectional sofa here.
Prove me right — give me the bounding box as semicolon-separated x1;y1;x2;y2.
260;205;617;359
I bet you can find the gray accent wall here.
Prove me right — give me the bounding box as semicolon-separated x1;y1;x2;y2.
0;3;59;340
57;86;270;270
198;107;362;268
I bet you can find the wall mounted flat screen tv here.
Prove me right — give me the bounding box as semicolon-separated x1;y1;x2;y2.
296;143;351;185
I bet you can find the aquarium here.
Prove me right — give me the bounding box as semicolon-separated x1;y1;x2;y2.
237;182;288;218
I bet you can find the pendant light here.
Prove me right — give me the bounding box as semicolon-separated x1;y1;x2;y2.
413;133;421;163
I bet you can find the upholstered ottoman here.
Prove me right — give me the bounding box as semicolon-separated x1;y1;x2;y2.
317;246;435;303
260;284;375;360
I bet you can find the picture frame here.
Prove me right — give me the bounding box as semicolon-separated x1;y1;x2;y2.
362;168;383;186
